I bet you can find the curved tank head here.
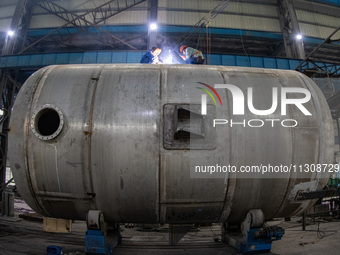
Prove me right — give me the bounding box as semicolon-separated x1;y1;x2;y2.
8;64;334;224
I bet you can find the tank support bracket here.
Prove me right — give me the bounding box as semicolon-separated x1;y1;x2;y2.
223;209;285;254
169;224;192;245
85;210;121;255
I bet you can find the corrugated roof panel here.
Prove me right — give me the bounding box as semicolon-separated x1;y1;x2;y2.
0;2;15;32
0;19;11;32
297;10;340;28
70;0;103;9
31;8;148;29
159;10;189;26
29;14;68;29
159;11;280;32
0;0;19;7
228;2;277;18
50;0;71;10
239;15;280;32
32;5;48;15
158;0;277;18
31;0;147;19
105;10;148;25
213;14;244;29
72;0;147;10
0;5;16;18
158;0;217;10
158;11;202;26
334;29;340;39
126;0;148;8
299;23;337;38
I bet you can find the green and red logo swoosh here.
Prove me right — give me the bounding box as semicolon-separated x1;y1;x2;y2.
196;82;222;106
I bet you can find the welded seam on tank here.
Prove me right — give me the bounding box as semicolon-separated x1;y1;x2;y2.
296;73;324;167
53;145;61;193
86;64;106;202
24;66;58;216
296;73;329;196
288;73;325;215
35;191;93;200
217;66;234;222
271;71;323;217
158;65;164;222
270;71;296;217
160;201;222;205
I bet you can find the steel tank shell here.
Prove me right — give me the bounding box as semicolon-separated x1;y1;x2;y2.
8;64;334;224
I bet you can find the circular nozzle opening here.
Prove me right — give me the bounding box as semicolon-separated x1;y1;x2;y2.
31;104;64;140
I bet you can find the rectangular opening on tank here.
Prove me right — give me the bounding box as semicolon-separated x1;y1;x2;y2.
163;104;216;150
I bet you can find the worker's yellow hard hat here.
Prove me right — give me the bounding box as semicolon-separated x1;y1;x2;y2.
180;45;187;53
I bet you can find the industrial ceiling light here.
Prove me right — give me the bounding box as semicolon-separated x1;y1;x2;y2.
7;30;14;36
296;34;303;40
149;23;158;30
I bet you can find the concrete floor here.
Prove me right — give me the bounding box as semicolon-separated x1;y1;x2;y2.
1;215;340;255
271;219;340;255
1;201;340;255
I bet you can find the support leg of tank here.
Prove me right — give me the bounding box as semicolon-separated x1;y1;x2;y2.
105;223;121;253
85;210;120;255
169;224;192;245
223;209;285;254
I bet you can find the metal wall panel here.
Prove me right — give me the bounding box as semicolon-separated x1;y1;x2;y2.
0;5;16;19
0;0;19;7
158;11;280;32
158;0;279;32
105;10;148;25
31;0;148;14
158;11;202;26
30;0;148;28
69;0;106;10
32;5;48;15
296;10;340;28
158;0;220;10
0;19;12;32
30;11;148;29
66;0;148;10
31;0;132;12
3;0;339;40
0;3;16;32
295;0;340;18
213;14;248;29
29;14;69;29
158;0;339;38
227;2;278;18
299;23;339;39
158;0;277;18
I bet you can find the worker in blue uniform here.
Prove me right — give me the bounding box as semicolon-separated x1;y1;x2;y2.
180;45;205;64
140;47;162;64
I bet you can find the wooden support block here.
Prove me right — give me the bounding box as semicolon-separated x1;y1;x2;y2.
43;217;72;233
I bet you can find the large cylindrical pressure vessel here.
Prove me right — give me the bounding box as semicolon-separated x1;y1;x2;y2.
8;64;333;224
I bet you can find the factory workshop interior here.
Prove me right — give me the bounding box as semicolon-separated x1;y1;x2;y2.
1;0;340;254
